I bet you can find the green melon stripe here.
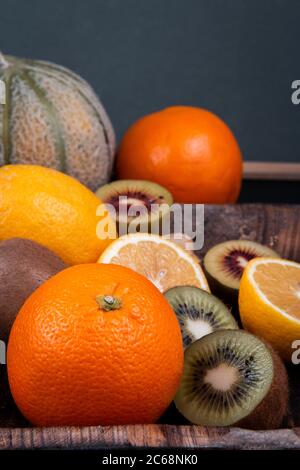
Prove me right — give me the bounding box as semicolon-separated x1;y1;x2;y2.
2;67;12;164
38;62;112;152
24;61;112;157
20;70;67;172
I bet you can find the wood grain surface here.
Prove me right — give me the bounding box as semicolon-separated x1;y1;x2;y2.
0;204;299;450
200;204;300;261
0;424;300;450
243;162;300;181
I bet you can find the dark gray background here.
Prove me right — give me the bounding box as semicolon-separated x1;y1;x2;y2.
0;0;299;162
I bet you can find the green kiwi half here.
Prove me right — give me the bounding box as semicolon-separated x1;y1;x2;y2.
164;286;238;347
95;180;173;234
203;240;280;303
174;330;289;429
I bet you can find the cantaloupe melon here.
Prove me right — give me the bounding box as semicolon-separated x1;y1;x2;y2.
0;52;115;190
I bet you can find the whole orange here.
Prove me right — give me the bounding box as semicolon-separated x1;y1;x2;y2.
117;106;243;203
7;264;183;426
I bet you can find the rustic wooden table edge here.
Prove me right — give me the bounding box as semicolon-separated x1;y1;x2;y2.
0;425;300;450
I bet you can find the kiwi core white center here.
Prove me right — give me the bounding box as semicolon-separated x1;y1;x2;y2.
186;318;213;339
119;197;147;210
237;256;248;268
204;363;238;391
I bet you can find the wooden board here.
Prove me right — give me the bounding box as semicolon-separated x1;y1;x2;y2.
0;204;299;450
0;424;300;450
201;204;300;261
243;162;300;181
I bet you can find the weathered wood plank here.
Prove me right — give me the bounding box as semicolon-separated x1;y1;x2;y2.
243;162;300;181
200;204;300;262
0;425;299;450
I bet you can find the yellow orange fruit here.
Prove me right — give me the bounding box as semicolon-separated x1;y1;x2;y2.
7;263;183;426
0;165;114;265
239;257;300;361
98;233;209;293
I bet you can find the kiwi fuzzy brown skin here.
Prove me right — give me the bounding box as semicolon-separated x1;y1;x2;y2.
95;179;173;235
174;330;289;429
203;240;280;306
0;238;67;343
237;345;289;430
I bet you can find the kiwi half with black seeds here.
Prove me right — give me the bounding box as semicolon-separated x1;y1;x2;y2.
203;240;280;303
96;180;173;234
164;286;238;347
174;330;289;429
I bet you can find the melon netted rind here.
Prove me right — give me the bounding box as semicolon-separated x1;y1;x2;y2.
0;53;115;190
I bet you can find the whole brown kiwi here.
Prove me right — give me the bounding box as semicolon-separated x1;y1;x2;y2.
0;238;67;343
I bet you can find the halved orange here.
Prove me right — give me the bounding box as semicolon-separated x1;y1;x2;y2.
98;233;209;293
239;257;300;361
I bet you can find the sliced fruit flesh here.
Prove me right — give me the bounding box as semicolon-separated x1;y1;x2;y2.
96;180;173;222
224;249;255;277
104;242;204;292
164;286;238;347
106;192;164;214
185;317;213;341
204;240;279;290
250;259;300;321
174;330;273;426
163;233;195;251
99;235;209;293
204;363;239;391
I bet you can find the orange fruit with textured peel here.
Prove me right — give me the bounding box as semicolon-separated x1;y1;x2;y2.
98;233;209;293
117;106;242;203
239;257;300;361
7;263;183;426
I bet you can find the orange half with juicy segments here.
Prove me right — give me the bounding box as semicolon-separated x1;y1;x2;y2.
98;233;210;293
239;257;300;361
